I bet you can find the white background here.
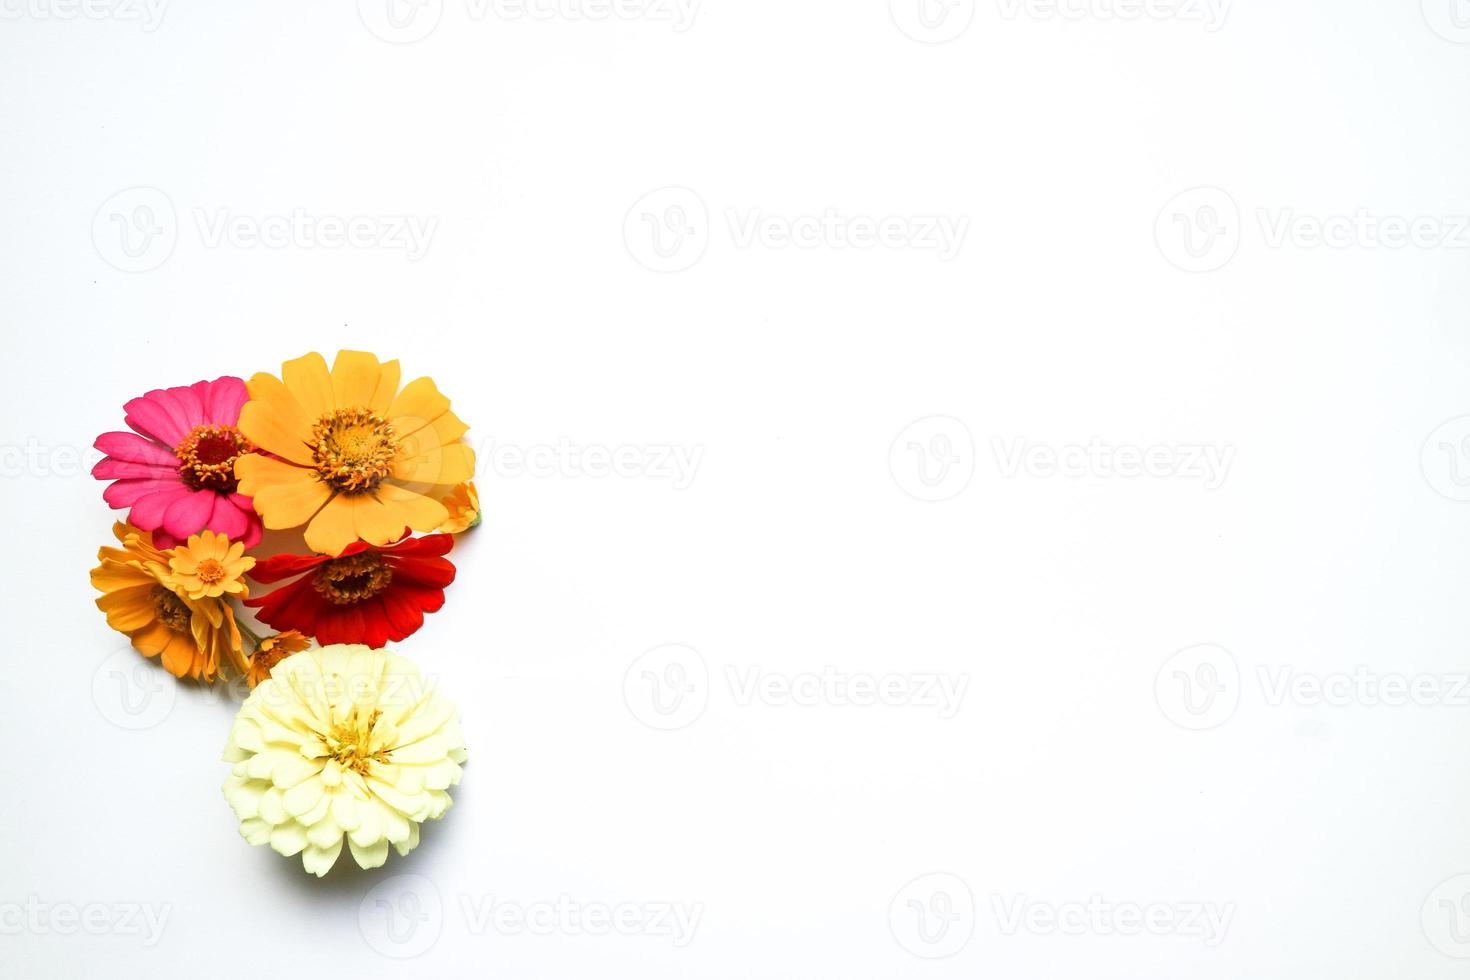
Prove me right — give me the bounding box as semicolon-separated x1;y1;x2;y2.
3;1;1470;977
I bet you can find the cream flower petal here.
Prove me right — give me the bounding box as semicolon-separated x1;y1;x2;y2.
349;837;391;870
303;840;344;877
271;822;309;857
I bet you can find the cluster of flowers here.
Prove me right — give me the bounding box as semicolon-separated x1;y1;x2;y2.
89;351;478;876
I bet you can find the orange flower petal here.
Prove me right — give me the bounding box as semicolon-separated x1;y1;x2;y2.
129;621;173;657
239;373;314;465
220;610;247;674
345;493;414;547
236;455;333;530
396;413;470;463
96;586;157;632
282;352;335;422
303;494;358;556
347;484;447;545
90;560;156;593
158;630;198;678
376;482;451;532
388;376;456;439
332;351;400;415
391;442;476;488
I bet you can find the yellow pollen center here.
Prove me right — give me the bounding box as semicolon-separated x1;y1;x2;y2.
324;707;388;775
310;408;399;494
195;558;226;585
151;586;191;633
312;551;393;605
176;424;254;493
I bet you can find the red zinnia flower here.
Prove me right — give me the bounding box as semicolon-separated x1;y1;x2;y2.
244;534;455;648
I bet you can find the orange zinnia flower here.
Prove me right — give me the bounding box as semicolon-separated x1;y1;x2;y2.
245;629;311;687
234;352;476;556
90;522;248;681
436;481;481;533
167;530;255;600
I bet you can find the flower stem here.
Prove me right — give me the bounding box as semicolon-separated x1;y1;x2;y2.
234;612;264;648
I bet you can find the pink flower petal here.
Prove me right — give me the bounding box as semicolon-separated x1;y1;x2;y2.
162;490;216;539
94;430;176;466
205;493;247;540
151;529;181;549
129;485;192;529
223;493;263;547
124;391;189;447
202;377;249;425
163;384;207;429
239;518;261;549
103;477;185;509
93;458;177;481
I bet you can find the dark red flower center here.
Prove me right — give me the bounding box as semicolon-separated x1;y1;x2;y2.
176;424;254;493
312;551;393;605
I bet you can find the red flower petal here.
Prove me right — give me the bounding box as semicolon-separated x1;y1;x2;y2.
380;587;429;639
384;533;454;559
248;551;331;584
388;554;456;590
317;603;380;647
245;576;323;636
391;580;446;614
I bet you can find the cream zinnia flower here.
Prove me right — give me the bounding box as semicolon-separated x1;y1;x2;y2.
221;644;466;876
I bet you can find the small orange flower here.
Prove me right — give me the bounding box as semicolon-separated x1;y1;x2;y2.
91;523;246;681
437;482;481;533
245;630;311;687
234;352;476;557
167;530;255;600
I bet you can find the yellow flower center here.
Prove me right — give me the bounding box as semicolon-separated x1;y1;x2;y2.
195;558;226;585
325;707;388;775
151;586;191;633
312;551;393;605
310;408;399;494
176;424;254;493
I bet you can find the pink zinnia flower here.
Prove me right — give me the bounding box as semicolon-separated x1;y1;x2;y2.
93;377;263;548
